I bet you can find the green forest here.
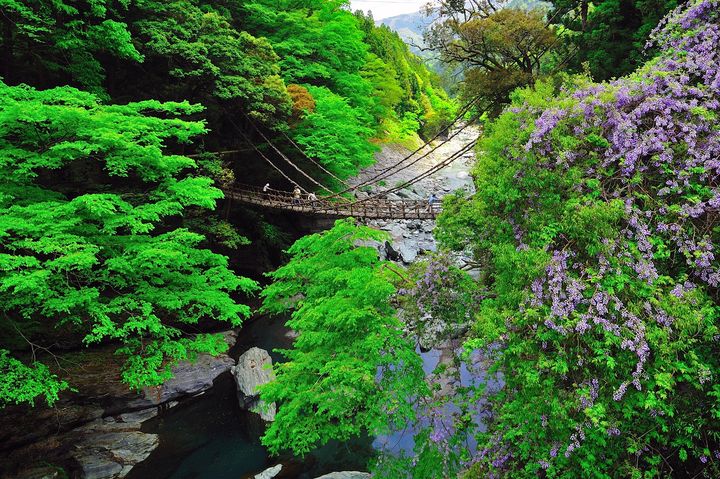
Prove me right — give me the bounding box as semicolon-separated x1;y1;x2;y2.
2;0;720;478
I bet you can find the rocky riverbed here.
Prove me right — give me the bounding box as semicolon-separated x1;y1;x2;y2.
351;125;479;265
0;331;240;479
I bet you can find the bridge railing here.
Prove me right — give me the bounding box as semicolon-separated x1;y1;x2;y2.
224;184;441;219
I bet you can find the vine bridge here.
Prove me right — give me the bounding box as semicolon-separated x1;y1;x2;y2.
220;101;481;220
224;184;441;220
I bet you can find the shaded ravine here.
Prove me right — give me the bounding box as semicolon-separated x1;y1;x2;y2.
126;128;480;479
127;315;374;479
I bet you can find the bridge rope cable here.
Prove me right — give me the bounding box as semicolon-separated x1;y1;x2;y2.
224;98;484;205
350;96;483;188
226;111;336;194
244;117;336;195
230;121;303;188
349;139;478;206
350;109;484;191
272;95;483;192
305;106;485;204
277;129;353;187
241;112;340;194
256;95;484;201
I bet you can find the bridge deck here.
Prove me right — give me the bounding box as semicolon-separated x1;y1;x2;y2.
223;185;440;220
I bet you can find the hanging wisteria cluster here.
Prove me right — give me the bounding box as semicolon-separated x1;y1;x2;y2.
436;0;720;477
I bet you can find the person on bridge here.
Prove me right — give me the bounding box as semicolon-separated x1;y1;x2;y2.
428;193;438;212
292;185;302;205
263;183;270;192
307;191;317;205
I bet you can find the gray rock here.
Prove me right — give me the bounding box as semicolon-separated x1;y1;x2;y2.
130;330;238;408
417;241;437;254
231;347;276;421
118;408;158;424
254;464;282;479
382;241;402;262
396;189;420;200
314;473;370;479
9;466;64;479
73;427;159;479
398;244;418;263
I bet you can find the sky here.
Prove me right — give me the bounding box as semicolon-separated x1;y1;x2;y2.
348;0;427;20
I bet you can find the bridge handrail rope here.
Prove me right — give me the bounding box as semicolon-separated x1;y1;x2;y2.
339;100;484;195
300;107;485;204
222;99;484;207
364;96;481;178
241;114;335;195
277;129;352;187
224;109;337;194
231;122;300;188
348;139;478;206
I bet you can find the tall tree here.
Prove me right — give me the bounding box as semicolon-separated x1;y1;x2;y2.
0;81;257;405
0;0;142;95
260;219;427;455
424;1;557;114
549;0;679;79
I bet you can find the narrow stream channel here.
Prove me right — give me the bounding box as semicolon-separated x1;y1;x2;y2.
128;314;375;479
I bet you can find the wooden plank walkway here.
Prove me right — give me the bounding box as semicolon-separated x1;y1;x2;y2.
223;185;440;220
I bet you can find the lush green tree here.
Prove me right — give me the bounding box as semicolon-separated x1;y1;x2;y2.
0;81;257;405
355;11;457;139
240;0;369;102
0;0;142;95
549;0;679;79
291;86;378;180
125;0;292;125
260;219;427;455
424;1;557;114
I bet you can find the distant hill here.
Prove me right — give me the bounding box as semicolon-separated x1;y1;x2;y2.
378;0;549;55
378;11;435;56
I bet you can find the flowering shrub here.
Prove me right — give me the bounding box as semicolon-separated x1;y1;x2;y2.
436;1;720;476
397;254;478;347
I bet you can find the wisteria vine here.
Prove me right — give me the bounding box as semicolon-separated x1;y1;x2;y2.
435;1;720;477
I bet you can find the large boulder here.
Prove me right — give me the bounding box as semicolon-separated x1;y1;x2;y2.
314;473;371;479
129;330;238;409
231;347;276;421
397;243;418;263
71;411;160;479
254;464;282;479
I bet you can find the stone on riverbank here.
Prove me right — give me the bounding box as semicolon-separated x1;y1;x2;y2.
231;347;276;421
129;330;238;409
254;464;282;479
314;473;371;479
71;411;160;479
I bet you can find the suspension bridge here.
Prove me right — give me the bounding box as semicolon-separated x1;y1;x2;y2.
219;99;481;220
224;184;442;220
